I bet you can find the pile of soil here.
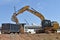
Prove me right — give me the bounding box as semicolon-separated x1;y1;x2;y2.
0;33;60;40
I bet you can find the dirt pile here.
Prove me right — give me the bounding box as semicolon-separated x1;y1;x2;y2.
0;33;60;40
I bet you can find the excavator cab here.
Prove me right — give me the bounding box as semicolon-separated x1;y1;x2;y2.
42;20;51;28
41;20;52;33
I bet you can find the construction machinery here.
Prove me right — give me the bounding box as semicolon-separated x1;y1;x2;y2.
11;6;59;33
11;6;45;24
1;23;25;34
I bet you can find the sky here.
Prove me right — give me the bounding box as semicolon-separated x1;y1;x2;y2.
0;0;60;26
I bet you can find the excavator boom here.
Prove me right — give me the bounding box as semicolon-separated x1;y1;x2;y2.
27;8;45;21
11;6;45;24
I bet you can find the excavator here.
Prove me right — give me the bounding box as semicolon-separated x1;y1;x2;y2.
11;6;59;33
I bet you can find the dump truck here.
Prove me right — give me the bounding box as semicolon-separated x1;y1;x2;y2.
1;23;25;34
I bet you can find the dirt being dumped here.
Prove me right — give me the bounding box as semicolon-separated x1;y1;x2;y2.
0;33;60;40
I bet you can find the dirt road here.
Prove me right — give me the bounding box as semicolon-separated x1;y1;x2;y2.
0;33;60;40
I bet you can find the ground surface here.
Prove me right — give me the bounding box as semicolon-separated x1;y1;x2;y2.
0;33;60;40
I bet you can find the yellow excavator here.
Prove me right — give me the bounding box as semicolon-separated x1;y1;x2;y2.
11;6;59;33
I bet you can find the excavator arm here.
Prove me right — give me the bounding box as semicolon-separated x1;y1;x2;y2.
11;6;45;24
16;6;29;16
11;6;29;24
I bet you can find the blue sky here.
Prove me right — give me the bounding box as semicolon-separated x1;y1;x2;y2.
0;0;60;26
